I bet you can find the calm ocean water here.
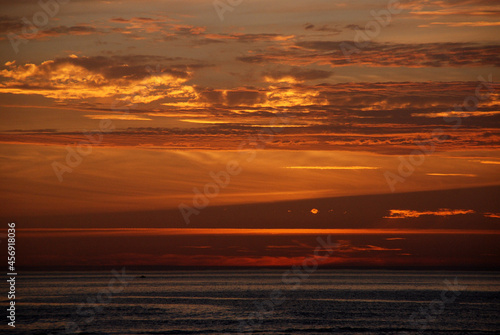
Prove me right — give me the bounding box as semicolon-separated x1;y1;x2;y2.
9;270;500;334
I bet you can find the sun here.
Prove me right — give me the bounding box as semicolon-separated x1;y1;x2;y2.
310;208;319;214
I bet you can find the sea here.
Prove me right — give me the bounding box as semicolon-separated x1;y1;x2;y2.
8;270;500;334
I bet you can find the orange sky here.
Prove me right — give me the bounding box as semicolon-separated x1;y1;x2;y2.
0;0;499;268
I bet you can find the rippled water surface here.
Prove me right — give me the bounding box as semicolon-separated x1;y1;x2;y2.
10;270;500;334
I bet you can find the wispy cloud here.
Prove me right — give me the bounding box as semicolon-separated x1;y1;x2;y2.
426;173;477;177
384;209;476;219
285;166;380;170
475;160;500;165
402;0;500;18
239;42;500;68
17;228;500;238
84;114;152;121
412;111;500;118
424;21;500;27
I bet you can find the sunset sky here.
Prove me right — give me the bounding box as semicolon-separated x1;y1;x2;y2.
0;0;499;269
